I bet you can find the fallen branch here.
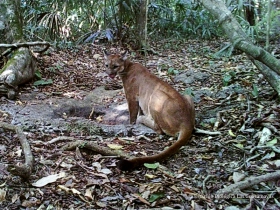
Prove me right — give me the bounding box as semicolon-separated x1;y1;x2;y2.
216;170;280;195
61;140;132;160
0;41;50;49
0;122;34;180
1;41;50;57
0;41;50;48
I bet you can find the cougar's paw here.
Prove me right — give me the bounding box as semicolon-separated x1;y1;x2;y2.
117;159;137;171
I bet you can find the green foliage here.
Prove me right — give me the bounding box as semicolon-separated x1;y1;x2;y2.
266;138;277;147
251;84;259;98
24;0;106;45
21;0;280;46
77;29;114;44
144;162;160;169
149;0;222;39
34;79;53;86
222;71;236;86
167;67;179;75
184;87;193;96
149;192;165;202
22;0;224;45
35;70;42;79
228;0;280;42
237;15;263;41
46;64;62;73
215;43;235;57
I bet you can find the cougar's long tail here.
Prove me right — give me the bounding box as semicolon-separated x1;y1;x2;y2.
117;126;194;171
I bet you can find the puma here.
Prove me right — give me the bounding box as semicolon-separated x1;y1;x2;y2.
104;51;195;171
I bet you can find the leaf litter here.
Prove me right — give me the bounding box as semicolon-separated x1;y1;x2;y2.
0;40;280;209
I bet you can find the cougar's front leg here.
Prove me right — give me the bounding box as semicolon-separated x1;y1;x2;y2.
127;99;139;124
137;115;154;128
137;115;163;134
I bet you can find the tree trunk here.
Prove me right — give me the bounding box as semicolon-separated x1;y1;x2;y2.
265;0;272;50
135;0;148;50
199;0;280;96
0;0;15;51
244;0;256;26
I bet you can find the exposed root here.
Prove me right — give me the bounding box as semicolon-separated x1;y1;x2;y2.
0;122;33;180
61;140;132;160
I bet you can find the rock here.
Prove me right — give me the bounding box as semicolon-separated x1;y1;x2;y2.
175;69;210;85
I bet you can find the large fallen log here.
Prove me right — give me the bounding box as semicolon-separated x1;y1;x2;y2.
0;47;36;99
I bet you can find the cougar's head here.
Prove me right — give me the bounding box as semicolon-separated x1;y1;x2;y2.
103;51;128;79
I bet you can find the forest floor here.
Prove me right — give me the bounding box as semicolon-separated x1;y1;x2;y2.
1;40;280;210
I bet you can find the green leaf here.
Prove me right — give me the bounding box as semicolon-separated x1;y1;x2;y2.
35;70;42;79
222;74;232;86
149;192;165;202
266;138;277;147
184;87;193;96
107;144;123;150
34;79;53;86
168;67;173;74
167;67;179;75
261;152;275;160
234;143;244;149
144;162;159;169
229;71;236;77
252;84;259;98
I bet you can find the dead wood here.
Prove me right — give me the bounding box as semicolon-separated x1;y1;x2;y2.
0;122;34;180
61;140;132;160
216;170;280;195
0;47;36;99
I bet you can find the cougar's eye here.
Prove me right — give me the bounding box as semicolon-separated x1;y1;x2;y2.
113;65;118;69
105;64;108;68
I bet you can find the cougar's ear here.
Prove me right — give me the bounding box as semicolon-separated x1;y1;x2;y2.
121;51;128;61
103;50;110;58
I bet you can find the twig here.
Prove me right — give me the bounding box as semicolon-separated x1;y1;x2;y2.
61;140;132;160
0;122;34;180
216;170;280;195
195;128;221;135
46;136;76;144
250;145;280;154
203;175;215;194
200;68;223;75
213;110;225;131
46;135;103;145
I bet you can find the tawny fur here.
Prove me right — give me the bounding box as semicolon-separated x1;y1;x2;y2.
104;51;195;171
